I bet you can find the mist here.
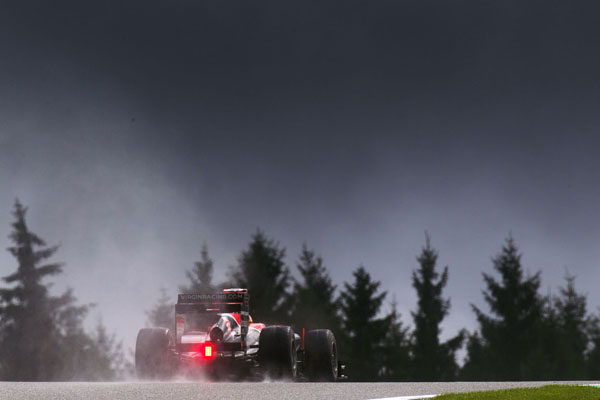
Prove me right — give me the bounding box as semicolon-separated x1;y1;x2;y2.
1;0;600;370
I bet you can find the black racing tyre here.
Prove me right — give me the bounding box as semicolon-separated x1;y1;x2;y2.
258;326;298;380
305;329;338;382
135;328;173;379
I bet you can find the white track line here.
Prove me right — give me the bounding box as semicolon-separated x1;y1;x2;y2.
368;395;438;400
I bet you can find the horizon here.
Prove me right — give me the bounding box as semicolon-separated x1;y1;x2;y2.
2;0;600;358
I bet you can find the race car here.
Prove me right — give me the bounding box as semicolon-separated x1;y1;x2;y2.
135;288;342;381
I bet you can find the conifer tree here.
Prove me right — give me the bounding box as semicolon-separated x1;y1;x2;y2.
57;315;126;381
380;298;411;381
88;321;127;380
459;332;487;380
520;292;560;380
229;230;290;323
179;243;214;293
339;266;388;381
0;200;124;380
516;275;591;380
585;314;600;379
552;274;589;379
466;236;543;380
289;245;341;334
410;235;464;381
54;288;95;380
146;287;173;328
0;200;68;380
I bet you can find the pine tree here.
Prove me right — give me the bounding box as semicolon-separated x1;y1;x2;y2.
88;321;127;380
229;230;290;324
179;243;214;293
339;266;388;381
57;314;126;380
585;314;600;379
520;292;561;380
466;236;543;380
53;288;95;380
410;235;464;381
0;200;66;380
459;331;487;380
288;245;341;334
380;298;411;381
552;274;589;379
146;287;173;328
0;200;124;380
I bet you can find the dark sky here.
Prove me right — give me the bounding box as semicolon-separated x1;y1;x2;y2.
1;0;600;352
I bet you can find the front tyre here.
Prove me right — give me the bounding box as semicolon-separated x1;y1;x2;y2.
258;326;298;380
305;329;338;381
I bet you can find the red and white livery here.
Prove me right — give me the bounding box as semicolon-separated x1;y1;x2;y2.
135;288;343;381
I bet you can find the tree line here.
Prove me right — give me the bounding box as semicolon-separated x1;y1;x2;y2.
149;229;600;381
2;199;600;381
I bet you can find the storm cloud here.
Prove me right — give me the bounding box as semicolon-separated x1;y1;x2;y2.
1;0;600;351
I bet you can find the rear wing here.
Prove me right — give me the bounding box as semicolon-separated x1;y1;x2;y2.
175;289;250;346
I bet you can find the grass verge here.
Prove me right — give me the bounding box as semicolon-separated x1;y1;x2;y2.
435;385;600;400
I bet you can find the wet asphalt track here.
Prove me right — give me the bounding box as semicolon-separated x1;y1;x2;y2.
0;381;598;400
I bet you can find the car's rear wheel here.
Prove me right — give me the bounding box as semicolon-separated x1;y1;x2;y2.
258;326;297;380
305;329;338;381
135;328;173;379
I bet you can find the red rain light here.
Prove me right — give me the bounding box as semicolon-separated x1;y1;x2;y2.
204;344;214;358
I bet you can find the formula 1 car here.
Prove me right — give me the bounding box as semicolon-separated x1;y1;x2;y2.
135;288;342;381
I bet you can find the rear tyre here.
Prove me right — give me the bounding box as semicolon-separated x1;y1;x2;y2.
135;328;173;379
258;326;297;380
305;329;338;381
